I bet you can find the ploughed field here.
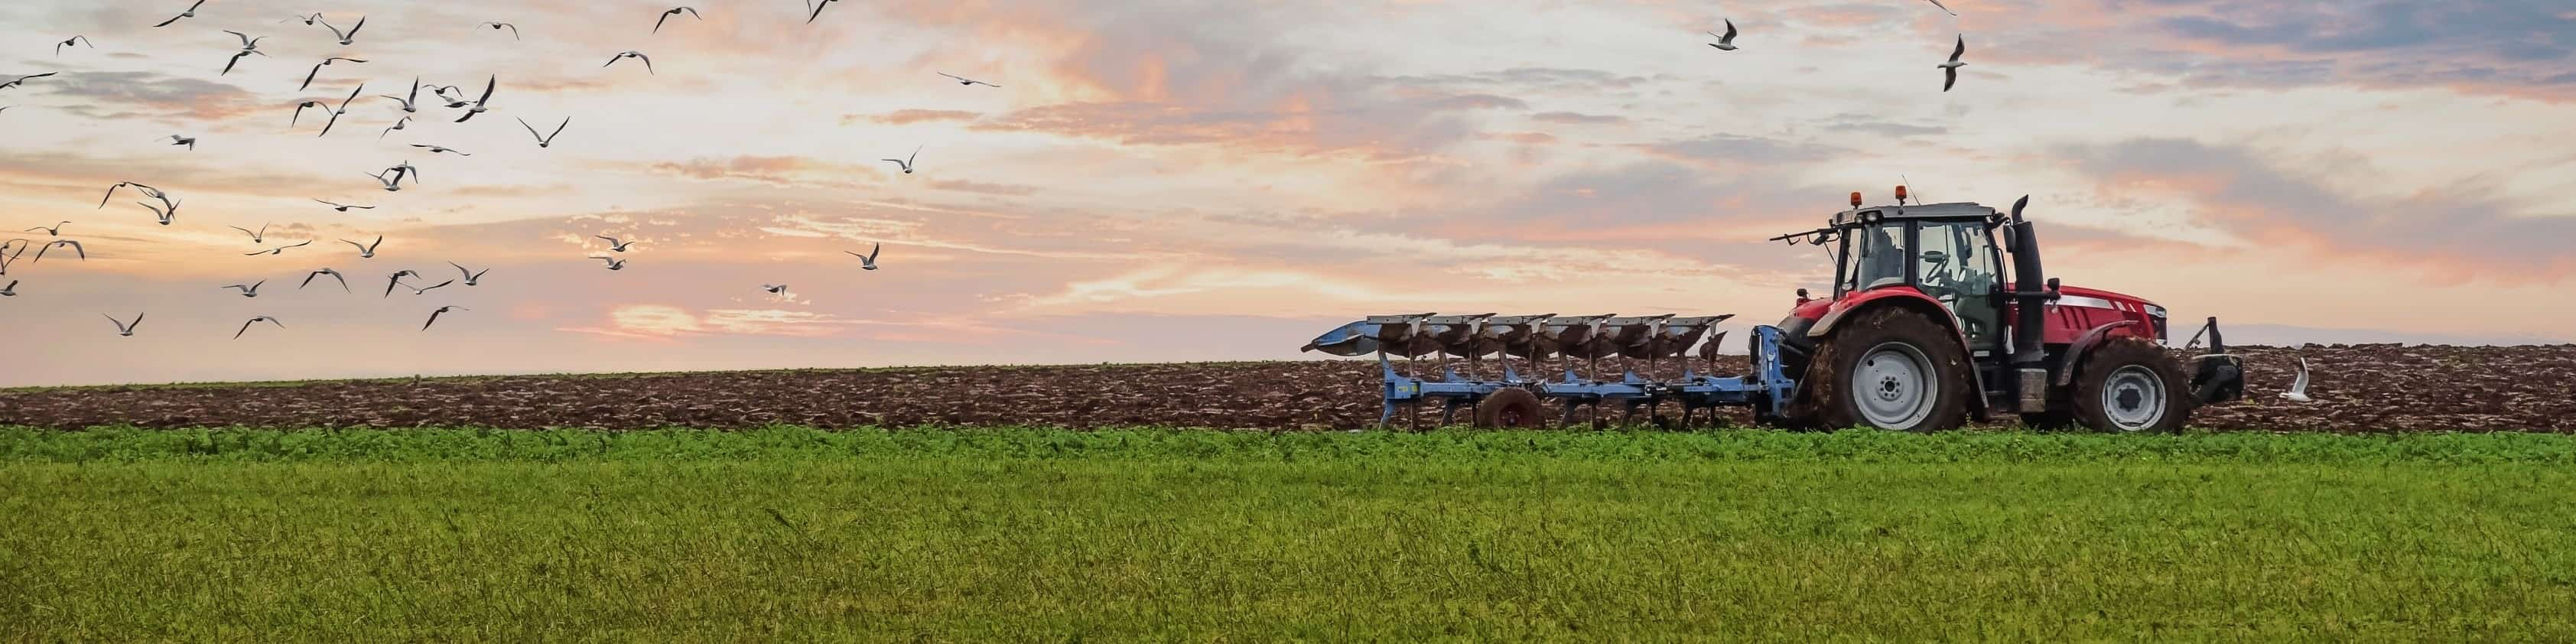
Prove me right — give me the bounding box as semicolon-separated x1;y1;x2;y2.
3;343;2571;432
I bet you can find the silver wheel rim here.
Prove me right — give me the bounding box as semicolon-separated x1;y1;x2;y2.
1852;341;1937;429
2101;366;2168;431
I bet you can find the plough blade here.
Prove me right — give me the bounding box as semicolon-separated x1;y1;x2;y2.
1306;312;1781;430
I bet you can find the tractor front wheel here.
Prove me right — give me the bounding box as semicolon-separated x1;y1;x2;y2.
1797;307;1969;432
1475;387;1546;428
2071;337;2191;434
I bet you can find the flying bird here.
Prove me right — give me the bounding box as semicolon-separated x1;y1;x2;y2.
654;7;701;33
316;199;375;212
317;83;366;137
291;99;331;125
0;73;57;90
299;56;366;91
410;144;469;155
366;169;406;192
1923;0;1958;16
590;255;627;271
220;31;268;76
154;0;208;28
138;199;179;226
762;284;789;297
423;306;468;330
222;281;266;298
320;16;367;46
596;235;636;252
806;0;841;24
234;316;285;340
343;236;385;258
244;240;311;256
448;262;490;285
379;115;411;139
26;222;67;236
882;147;920;174
228;223;270;243
403;278;455;295
477;22;520;40
387;161;420;185
33;239;84;262
281;12;325;26
1708;20;1739;51
99;181;160;209
301;268;349;292
381;76;421;113
938;73;1000;87
604;50;654;74
1939;34;1966;92
431;84;468;108
453;75;496;122
382;269;419;297
56;36;93;57
517;117;569;148
105;313;143;337
0;280;14;297
2281;357;2314;402
845;242;881;270
164;135;197;150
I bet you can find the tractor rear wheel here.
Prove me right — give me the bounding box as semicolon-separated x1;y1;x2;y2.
1797;307;1969;432
1475;387;1545;428
2071;337;2191;434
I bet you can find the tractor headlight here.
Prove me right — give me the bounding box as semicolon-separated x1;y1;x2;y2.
2145;304;2168;340
2145;304;2167;319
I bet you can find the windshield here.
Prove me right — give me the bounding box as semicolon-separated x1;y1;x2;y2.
1839;223;1911;294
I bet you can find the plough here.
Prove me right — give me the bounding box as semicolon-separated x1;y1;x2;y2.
1302;312;1797;429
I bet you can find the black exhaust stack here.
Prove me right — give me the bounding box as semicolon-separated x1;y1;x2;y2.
2004;196;2051;411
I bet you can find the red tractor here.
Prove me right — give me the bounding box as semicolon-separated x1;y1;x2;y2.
1763;190;2246;432
1302;190;2246;432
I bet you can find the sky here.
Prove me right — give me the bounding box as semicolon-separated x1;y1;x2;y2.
1;0;2571;387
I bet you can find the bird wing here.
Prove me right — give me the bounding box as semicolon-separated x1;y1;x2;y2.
683;7;700;18
519;118;544;141
474;76;496;103
346;17;366;38
2291;357;2311;393
229;225;254;237
226;30;251;47
1942;67;1957;92
158;13;186;28
808;0;830;23
301;63;324;89
424;309;444;330
655;11;673;32
868;242;881;261
223;51;248;75
551;118;570;138
1722;19;1736;41
235;319;255;338
637;54;653;73
1926;0;1957;16
940;72;965;81
1950;34;1966;62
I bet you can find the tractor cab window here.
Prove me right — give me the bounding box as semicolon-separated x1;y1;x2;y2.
1841;223;1911;294
1917;220;2003;350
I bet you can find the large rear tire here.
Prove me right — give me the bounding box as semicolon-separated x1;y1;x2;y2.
1475;387;1545;428
2071;337;2191;434
1797;307;1970;432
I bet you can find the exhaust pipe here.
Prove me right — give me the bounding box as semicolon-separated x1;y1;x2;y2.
2005;196;2051;412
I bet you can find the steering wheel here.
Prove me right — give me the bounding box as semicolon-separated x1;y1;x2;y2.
1915;250;1959;298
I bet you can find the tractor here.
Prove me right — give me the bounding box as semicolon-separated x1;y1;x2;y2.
1300;190;2248;432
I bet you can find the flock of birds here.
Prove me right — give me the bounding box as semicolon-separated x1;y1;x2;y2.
2;2;951;341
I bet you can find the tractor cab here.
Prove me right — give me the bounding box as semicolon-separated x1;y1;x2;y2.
1824;200;2009;354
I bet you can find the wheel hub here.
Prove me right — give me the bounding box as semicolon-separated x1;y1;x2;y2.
1851;342;1937;429
2100;366;2169;431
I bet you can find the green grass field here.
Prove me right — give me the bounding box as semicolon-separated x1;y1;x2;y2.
5;428;2574;641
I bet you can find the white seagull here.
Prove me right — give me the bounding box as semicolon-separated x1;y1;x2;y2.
846;242;882;270
477;22;520;40
518;117;569;148
653;7;700;34
320;16;367;46
882;147;920;174
591;255;627;271
1940;34;1967;92
164;135;197;150
228;223;270;243
299;56;366;91
26;222;67;236
343;235;385;258
222;281;266;298
382;269;420;297
106;312;144;337
938;72;1000;87
33;239;83;262
453;75;496;122
1708;20;1739;51
2281;357;2314;402
56;36;94;57
379;115;411;139
317;199;375;212
604;50;654;74
410;144;470;155
235;316;285;340
449;262;490;285
243;240;311;256
762;284;789;297
381;76;421;113
1;73;58;90
220;31;267;76
138;197;180;226
154;0;207;28
596;235;636;252
301;268;350;292
423;306;469;330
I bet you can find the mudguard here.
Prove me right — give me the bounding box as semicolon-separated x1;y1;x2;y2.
2054;320;2141;387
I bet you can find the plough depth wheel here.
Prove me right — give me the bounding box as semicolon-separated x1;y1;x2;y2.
1475;388;1545;428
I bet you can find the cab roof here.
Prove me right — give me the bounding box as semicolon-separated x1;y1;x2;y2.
1830;202;2002;226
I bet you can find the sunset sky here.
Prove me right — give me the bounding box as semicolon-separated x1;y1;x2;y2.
2;0;2571;386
